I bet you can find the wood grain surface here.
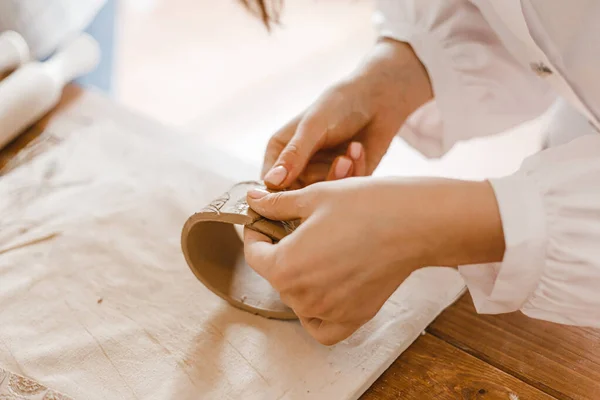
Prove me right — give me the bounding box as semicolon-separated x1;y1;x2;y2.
428;294;600;400
2;85;599;400
361;334;555;400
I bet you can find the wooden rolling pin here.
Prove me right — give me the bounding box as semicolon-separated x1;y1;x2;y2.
0;30;30;76
0;33;100;150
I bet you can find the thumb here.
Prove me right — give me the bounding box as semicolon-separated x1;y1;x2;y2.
246;188;310;221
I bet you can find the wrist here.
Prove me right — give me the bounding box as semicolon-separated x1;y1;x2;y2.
361;38;433;118
385;178;505;268
422;179;506;267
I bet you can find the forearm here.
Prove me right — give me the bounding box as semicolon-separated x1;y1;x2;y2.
386;178;506;268
423;179;505;267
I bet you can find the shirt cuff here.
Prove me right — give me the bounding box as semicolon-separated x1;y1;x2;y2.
458;172;548;314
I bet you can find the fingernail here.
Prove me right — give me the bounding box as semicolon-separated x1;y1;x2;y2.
264;165;288;186
248;188;269;199
335;157;352;179
349;142;361;161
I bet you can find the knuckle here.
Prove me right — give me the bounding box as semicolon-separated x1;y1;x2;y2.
299;184;327;211
268;192;287;209
293;192;311;217
281;142;302;162
266;135;285;153
314;332;340;347
300;183;320;202
296;114;320;133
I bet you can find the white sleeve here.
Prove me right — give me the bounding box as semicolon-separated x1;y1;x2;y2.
374;0;555;158
459;133;600;327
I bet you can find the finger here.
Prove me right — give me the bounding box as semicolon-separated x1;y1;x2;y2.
263;117;328;189
358;124;396;174
347;142;367;177
246;187;311;221
296;146;348;185
243;227;276;279
298;315;320;334
264;93;372;189
288;181;304;191
262;115;301;179
326;156;353;181
300;317;360;346
298;162;331;186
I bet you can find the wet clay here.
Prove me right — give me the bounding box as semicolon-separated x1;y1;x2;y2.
181;181;299;320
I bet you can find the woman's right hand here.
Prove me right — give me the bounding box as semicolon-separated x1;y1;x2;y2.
261;38;433;190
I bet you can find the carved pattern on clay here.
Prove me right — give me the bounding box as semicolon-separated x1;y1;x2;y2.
181;181;299;320
42;391;71;400
9;375;45;396
0;368;72;400
233;196;249;214
200;192;230;214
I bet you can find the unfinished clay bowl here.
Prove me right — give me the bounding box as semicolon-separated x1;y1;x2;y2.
181;181;298;320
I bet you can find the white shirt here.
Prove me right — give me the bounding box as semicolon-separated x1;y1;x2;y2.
0;0;105;59
376;0;600;327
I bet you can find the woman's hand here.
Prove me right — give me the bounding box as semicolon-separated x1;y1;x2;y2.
261;38;432;190
244;177;505;345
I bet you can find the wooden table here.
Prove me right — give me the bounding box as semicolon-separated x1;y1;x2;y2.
2;86;599;400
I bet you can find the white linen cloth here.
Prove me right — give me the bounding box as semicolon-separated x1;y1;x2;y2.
0;0;105;58
0;121;465;399
376;0;600;326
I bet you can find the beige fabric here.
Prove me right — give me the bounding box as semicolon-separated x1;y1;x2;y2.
0;122;465;399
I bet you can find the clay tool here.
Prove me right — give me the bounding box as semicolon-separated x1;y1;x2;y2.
0;30;30;76
0;33;100;150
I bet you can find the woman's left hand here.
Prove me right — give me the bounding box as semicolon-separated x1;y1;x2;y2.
244;177;433;345
244;176;505;345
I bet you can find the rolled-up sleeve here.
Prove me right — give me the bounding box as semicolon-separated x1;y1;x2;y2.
374;0;555;157
459;134;600;327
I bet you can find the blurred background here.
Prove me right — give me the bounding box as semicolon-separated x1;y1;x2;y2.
90;0;546;179
110;0;377;167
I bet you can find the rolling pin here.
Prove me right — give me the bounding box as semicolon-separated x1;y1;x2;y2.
0;30;30;76
0;33;100;150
